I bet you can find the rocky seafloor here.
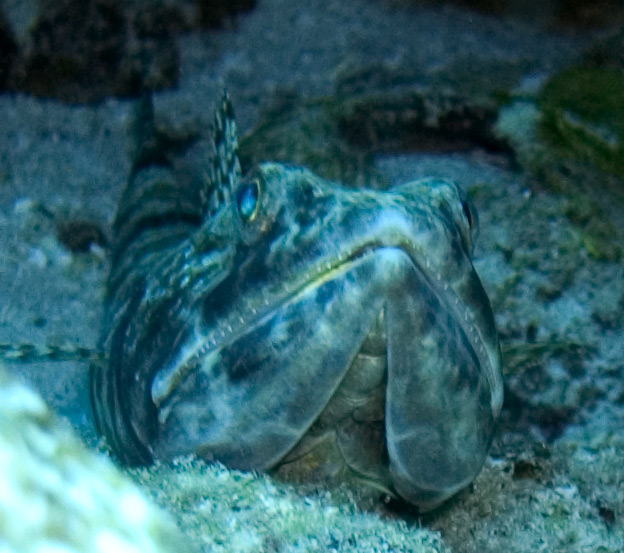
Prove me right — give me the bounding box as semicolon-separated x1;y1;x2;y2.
1;0;623;552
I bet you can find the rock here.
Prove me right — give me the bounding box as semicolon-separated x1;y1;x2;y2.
196;0;256;28
7;0;260;103
554;0;624;29
334;91;506;154
16;0;179;103
583;28;624;73
0;8;18;89
0;365;193;553
0;362;450;553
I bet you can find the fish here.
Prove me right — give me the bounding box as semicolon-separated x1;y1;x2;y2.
10;90;503;512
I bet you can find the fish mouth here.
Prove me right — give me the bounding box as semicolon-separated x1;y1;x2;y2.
151;245;412;460
150;243;407;408
280;241;408;304
270;239;502;425
219;237;420;348
152;237;485;406
152;242;498;502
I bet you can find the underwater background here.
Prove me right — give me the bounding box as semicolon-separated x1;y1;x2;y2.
0;0;623;551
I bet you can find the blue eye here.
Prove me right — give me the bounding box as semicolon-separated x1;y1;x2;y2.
236;179;260;222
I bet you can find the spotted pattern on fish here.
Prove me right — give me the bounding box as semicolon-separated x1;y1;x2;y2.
89;91;503;511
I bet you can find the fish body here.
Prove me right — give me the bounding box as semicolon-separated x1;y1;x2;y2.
91;92;503;511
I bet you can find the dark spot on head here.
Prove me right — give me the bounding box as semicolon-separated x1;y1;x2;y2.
202;283;237;327
201;224;281;328
314;280;336;307
291;180;315;206
219;320;279;382
227;352;270;382
526;322;538;342
292;181;332;228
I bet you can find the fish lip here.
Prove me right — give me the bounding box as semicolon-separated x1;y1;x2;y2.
272;240;418;306
317;241;501;418
211;235;441;346
151;243;410;406
155;227;500;418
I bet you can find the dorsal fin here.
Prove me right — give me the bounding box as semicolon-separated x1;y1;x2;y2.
207;90;242;215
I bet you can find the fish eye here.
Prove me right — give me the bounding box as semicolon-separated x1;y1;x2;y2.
236;178;261;222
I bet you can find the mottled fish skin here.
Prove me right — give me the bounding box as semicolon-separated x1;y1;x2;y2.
90;92;503;511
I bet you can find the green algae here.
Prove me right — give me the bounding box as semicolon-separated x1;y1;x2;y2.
535;64;624;244
539;66;624;184
501;340;593;377
538;165;622;261
496;70;624;263
540;66;624;138
563;195;622;261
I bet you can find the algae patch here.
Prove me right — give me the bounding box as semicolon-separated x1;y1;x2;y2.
539;66;624;184
496;65;624;262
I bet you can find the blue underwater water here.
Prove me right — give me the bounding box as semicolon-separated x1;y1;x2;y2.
1;1;623;551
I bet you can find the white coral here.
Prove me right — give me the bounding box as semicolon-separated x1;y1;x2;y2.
0;365;191;553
